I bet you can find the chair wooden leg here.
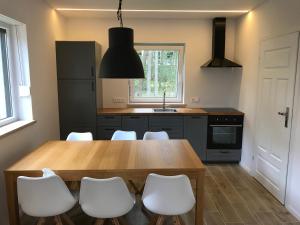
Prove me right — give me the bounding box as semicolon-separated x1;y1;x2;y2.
54;216;63;225
128;180;140;195
61;213;76;225
156;215;165;225
111;218;121;225
94;218;105;225
36;218;46;225
172;216;185;225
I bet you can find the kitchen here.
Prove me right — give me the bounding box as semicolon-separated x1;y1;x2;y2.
1;0;300;225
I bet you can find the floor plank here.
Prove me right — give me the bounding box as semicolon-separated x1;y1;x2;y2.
21;164;299;225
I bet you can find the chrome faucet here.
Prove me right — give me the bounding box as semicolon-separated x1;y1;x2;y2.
163;91;166;110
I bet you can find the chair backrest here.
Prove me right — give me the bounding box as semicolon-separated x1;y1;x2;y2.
142;173;195;215
111;130;137;140
143;131;169;140
17;168;76;217
79;177;135;218
66;132;93;141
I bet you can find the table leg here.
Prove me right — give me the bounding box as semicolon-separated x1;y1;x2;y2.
195;172;205;225
5;173;20;225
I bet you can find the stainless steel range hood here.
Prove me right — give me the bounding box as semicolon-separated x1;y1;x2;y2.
202;17;242;68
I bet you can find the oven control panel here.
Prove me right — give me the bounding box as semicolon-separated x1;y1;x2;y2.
208;115;244;124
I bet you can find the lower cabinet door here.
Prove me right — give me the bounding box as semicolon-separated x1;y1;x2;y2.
184;116;207;160
122;116;148;139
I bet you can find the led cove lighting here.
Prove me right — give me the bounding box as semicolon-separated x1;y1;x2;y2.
56;8;249;13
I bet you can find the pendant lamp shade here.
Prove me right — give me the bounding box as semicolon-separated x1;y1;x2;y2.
100;27;145;79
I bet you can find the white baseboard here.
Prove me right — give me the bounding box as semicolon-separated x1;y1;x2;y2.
286;204;300;221
239;161;253;175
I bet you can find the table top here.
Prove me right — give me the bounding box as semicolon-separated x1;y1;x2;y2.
5;140;205;173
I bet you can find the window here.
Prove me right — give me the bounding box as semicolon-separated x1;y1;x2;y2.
129;44;185;103
0;28;13;123
0;15;32;131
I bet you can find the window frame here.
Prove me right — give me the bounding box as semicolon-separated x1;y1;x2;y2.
0;21;18;127
129;43;185;104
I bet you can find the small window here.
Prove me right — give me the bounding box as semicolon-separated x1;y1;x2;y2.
129;44;185;104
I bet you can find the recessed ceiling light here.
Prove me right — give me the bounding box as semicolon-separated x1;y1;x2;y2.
56;8;249;13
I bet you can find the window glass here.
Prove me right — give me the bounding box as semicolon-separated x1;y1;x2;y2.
0;28;12;121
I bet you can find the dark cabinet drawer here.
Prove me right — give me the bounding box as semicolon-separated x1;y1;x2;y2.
97;116;122;127
122;116;148;139
96;126;121;140
149;116;183;139
206;149;241;162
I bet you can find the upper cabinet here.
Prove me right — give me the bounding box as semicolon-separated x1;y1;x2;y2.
56;41;99;80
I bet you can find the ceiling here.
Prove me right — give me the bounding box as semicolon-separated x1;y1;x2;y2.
46;0;266;19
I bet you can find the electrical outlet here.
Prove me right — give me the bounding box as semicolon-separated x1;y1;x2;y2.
191;97;200;103
112;97;126;103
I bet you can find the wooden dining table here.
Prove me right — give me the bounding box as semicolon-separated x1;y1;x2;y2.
4;140;205;225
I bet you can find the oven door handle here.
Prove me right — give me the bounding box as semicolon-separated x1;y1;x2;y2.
209;124;243;127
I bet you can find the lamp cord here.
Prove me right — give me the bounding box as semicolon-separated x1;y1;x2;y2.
117;0;123;27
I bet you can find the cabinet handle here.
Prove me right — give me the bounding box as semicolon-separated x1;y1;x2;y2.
91;81;95;91
105;116;115;119
220;150;230;154
104;128;115;131
129;116;140;119
91;66;94;77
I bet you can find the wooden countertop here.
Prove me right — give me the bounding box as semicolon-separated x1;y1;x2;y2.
97;108;208;115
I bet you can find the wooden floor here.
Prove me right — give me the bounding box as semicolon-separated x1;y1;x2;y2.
21;164;299;225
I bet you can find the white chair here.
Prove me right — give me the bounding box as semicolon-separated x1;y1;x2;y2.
142;173;195;225
66;132;93;141
143;131;169;140
17;168;77;225
111;130;137;140
79;177;135;225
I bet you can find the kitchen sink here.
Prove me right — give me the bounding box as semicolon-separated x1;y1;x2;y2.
153;108;177;112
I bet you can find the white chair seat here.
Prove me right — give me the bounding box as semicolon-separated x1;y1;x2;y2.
111;130;137;140
79;177;135;219
17;168;77;217
142;173;195;216
66;132;93;141
143;131;169;140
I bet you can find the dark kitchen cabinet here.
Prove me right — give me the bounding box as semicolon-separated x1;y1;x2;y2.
184;116;208;160
122;116;148;139
56;41;101;140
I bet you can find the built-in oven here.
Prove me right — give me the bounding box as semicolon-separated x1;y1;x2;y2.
207;115;244;149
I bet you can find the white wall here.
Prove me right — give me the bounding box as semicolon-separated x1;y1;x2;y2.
65;18;242;108
0;0;65;224
235;0;300;219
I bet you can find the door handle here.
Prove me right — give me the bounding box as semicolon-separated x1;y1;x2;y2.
278;107;289;128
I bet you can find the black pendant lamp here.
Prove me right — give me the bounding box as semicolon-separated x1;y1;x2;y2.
100;0;144;79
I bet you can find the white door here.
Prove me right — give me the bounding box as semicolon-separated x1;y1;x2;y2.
255;32;299;203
